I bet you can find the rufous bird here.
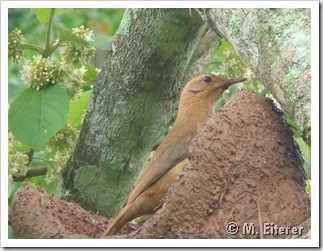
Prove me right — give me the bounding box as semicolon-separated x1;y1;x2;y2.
104;73;246;236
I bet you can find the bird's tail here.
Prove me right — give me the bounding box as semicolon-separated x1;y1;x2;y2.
104;160;188;236
103;203;134;236
103;195;154;236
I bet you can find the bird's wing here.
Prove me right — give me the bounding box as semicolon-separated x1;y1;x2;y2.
125;124;197;205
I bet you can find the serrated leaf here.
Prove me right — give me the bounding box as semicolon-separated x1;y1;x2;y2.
56;24;89;46
68;91;91;127
31;8;51;25
9;85;69;151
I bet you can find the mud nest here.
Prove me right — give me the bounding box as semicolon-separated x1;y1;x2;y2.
9;90;310;239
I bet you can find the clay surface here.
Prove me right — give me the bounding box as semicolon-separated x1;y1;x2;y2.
9;183;111;238
135;90;310;238
9;90;310;239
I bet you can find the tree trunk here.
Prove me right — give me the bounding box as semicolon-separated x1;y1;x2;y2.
9;8;311;239
56;9;220;217
197;8;311;144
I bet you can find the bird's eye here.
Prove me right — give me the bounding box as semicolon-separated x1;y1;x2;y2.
202;76;212;84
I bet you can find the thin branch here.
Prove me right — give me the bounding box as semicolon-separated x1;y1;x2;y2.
20;43;44;54
43;8;56;57
49;39;62;54
26;149;34;165
32;156;56;163
12;167;48;182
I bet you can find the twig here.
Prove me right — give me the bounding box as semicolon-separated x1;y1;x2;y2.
43;8;56;57
12;167;48;182
20;43;44;54
26;148;34;165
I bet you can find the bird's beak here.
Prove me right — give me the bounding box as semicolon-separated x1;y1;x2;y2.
222;77;247;89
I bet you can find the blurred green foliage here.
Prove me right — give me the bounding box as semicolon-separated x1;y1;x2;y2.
8;8;124;239
8;8;124;104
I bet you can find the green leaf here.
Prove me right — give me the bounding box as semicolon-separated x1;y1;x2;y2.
296;137;311;161
31;8;62;25
8;225;16;239
8;77;28;105
31;8;50;25
83;65;97;87
283;112;301;137
211;55;224;64
295;137;311;179
8;177;12;198
302;153;311;179
68;91;91;127
56;24;89;45
9;85;69;151
89;36;112;50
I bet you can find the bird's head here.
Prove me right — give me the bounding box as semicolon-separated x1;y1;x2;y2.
183;73;247;101
178;73;247;119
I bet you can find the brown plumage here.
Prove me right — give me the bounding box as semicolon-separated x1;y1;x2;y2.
104;73;246;236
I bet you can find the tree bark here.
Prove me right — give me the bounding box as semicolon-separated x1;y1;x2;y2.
197;8;311;144
56;9;220;217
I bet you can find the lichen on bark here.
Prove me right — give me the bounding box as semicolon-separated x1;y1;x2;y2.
56;9;218;217
199;8;311;144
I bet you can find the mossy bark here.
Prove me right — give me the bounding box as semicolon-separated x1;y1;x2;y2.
56;9;220;217
198;8;311;144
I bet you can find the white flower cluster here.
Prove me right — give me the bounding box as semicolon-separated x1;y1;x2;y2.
45;123;80;183
8;28;25;64
62;25;96;64
47;123;79;154
61;65;87;99
21;55;64;90
21;55;87;99
45;152;68;183
72;25;94;42
9;25;96;185
215;49;244;77
8;131;29;180
19;25;96;98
